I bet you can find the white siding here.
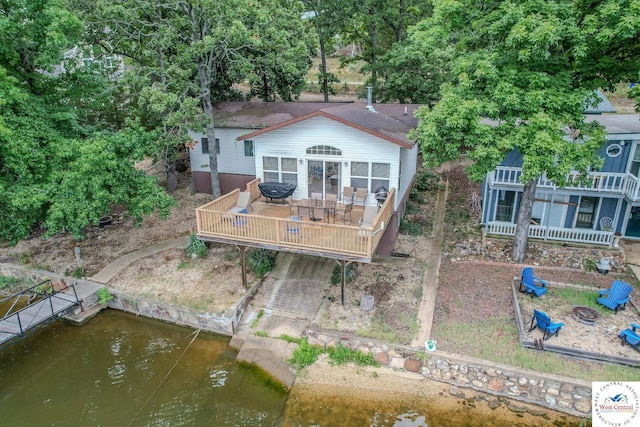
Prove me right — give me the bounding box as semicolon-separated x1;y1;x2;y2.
399;144;419;201
188;128;256;175
254;116;407;209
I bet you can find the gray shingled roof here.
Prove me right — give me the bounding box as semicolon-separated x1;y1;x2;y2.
585;114;640;134
212;102;421;147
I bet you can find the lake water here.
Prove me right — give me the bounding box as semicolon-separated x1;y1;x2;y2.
0;310;579;426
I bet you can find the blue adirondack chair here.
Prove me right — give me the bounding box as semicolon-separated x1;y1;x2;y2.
529;309;564;341
619;323;640;353
519;267;548;297
597;280;633;312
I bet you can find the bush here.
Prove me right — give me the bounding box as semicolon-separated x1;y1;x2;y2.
186;234;207;259
97;287;114;305
414;170;441;192
400;218;423;236
247;249;277;276
0;276;23;291
330;264;357;286
328;344;377;366
287;338;323;370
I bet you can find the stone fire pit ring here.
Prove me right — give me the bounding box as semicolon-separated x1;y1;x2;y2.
572;306;600;326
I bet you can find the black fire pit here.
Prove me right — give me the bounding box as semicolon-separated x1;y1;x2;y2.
572;306;600;326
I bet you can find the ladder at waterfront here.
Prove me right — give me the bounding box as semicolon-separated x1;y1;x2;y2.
0;279;80;347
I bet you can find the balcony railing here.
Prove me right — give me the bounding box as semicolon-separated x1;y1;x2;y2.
195;187;396;263
486;222;614;246
489;167;635;198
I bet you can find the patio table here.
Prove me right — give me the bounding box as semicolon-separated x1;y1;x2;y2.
294;198;336;223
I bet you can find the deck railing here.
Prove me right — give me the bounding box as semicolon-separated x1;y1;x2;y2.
489;167;630;196
486;222;614;246
196;188;396;262
245;178;262;202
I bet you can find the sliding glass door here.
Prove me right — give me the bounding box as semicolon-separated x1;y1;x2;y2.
307;160;341;198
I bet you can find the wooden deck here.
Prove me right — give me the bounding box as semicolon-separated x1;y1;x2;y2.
196;182;395;263
0;282;80;347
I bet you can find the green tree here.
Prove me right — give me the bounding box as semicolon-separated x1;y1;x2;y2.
80;0;315;198
337;0;431;100
411;0;640;262
0;0;176;243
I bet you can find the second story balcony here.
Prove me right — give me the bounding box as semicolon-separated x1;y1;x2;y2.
488;166;640;201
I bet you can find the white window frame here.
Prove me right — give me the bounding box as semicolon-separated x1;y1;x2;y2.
263;156;297;186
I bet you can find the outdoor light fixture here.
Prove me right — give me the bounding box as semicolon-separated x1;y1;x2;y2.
299;158;304;164
344;161;349;167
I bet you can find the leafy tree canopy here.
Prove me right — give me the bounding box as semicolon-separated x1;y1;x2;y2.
0;0;175;244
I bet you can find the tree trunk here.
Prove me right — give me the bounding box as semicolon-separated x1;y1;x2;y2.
369;22;377;101
511;179;537;262
319;38;329;102
197;61;221;198
166;160;177;193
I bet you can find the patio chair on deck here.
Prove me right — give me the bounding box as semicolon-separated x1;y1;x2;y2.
334;203;353;224
359;206;379;228
340;187;355;204
229;191;253;212
354;188;368;207
529;309;564;341
311;192;323;204
597;280;633;312
297;205;315;221
285;216;301;241
519;267;548;297
619;323;640;352
599;216;613;232
325;193;337;202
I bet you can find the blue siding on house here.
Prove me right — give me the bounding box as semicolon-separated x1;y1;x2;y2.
598;198;618;229
500;148;523;167
565;196;579;228
600;140;632;173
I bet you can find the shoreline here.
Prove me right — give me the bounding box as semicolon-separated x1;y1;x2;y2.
284;356;584;426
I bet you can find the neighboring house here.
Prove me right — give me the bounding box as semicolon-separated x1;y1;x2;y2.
482;113;640;246
188;101;420;208
43;45;124;79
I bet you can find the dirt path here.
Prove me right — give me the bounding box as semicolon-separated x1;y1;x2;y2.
411;172;449;347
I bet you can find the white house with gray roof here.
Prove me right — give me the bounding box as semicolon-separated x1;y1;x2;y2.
188;102;420;213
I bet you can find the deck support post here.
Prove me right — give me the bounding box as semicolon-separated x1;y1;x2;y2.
336;259;352;306
239;246;248;290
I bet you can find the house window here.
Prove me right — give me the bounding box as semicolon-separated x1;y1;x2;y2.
201;137;220;155
350;162;369;190
576;196;599;228
371;162;390;193
306;145;342;156
263;156;298;186
350;162;391;192
606;143;622;158
244;140;254;157
495;191;516;222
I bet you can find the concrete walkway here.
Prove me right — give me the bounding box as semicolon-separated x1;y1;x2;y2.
618;239;640;280
90;235;189;284
232;252;335;388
